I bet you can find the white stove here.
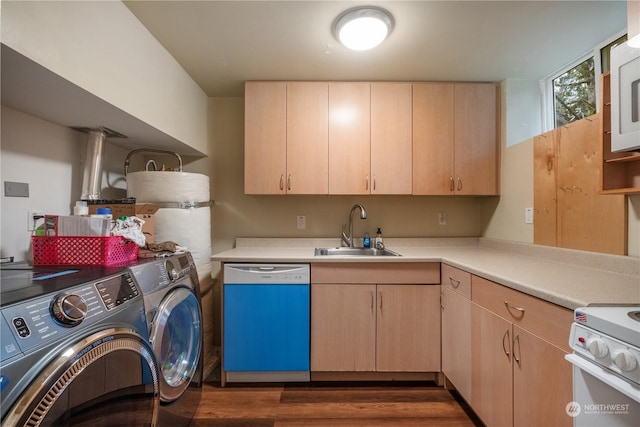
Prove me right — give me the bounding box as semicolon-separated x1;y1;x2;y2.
567;306;640;426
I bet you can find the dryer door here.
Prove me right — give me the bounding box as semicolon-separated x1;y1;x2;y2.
151;287;202;403
2;328;159;427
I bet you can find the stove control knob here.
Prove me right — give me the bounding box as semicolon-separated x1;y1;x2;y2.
51;294;88;327
165;260;179;281
612;349;637;372
586;337;609;358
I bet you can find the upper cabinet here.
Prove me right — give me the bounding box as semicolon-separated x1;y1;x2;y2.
1;1;208;156
244;81;329;195
413;83;499;195
371;83;413;195
328;83;371;195
245;80;500;196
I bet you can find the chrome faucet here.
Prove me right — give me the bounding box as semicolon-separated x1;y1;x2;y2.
341;204;367;248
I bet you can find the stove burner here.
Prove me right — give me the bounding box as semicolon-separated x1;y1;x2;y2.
628;311;640;322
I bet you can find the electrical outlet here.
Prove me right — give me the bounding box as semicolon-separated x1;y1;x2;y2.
297;215;306;230
525;207;534;224
438;212;447;225
28;209;43;231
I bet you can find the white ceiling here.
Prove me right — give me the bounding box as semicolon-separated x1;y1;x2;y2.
124;1;626;97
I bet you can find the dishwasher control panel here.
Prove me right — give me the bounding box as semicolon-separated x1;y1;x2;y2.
224;264;310;284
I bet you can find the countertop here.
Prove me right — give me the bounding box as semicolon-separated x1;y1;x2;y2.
211;238;640;310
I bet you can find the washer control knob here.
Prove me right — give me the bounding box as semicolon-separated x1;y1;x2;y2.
586;337;609;358
165;260;179;281
51;294;87;327
612;349;638;371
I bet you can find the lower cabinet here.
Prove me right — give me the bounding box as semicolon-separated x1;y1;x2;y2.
310;263;441;374
471;275;573;427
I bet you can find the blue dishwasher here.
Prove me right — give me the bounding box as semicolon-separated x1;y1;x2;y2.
223;263;310;382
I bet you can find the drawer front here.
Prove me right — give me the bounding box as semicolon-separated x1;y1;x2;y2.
441;264;471;298
311;262;440;284
471;275;572;352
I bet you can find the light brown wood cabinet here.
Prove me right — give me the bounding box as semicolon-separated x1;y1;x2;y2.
246;80;499;195
533;112;627;255
310;263;440;374
413;83;499;195
440;264;472;402
244;81;328;194
471;275;573;427
328;82;371;194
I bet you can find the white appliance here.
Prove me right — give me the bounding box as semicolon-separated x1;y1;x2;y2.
566;306;640;426
610;41;640;152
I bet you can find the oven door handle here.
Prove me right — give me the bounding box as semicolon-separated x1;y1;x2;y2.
565;353;640;403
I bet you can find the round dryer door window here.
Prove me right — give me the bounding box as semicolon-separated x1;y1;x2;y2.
152;287;202;403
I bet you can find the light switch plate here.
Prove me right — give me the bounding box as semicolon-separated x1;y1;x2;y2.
525;207;534;224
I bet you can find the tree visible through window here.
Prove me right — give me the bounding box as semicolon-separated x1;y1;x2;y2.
552;57;596;127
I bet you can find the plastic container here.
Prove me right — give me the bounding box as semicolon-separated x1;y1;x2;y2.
375;228;384;249
73;201;89;216
32;236;138;266
363;233;371;248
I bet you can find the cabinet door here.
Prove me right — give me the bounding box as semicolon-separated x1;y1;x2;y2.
513;326;572;427
412;83;455;195
471;302;513;427
454;83;499;195
286;82;329;194
376;285;441;372
311;284;376;371
371;83;412;194
533;129;560;247
329;83;371;194
244;82;287;194
441;286;472;402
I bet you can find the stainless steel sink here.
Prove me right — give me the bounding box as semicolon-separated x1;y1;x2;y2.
314;247;401;257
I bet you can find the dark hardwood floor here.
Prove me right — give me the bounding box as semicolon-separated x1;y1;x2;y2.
192;370;483;426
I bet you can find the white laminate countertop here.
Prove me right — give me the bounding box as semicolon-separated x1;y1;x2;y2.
211;238;640;311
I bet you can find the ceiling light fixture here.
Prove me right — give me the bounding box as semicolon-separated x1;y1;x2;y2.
334;7;394;51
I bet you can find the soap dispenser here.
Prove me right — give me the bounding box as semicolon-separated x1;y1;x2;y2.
375;228;384;249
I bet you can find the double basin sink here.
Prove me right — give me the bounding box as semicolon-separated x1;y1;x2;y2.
314;247;401;257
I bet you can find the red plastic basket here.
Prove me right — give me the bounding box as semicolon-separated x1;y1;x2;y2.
32;236;139;266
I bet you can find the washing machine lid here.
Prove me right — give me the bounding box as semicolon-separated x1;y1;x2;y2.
0;263;134;307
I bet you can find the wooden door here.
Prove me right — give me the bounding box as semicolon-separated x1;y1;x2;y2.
310;284;376;371
329;83;371;194
533;129;560;246
376;285;441;372
370;83;412;194
471;303;513;427
244;82;287;194
557;115;627;255
412;83;455;195
286;82;329;194
454;83;499;195
441;286;472;402
513;326;572;427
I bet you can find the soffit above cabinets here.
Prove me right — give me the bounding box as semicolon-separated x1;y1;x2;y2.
1;45;205;157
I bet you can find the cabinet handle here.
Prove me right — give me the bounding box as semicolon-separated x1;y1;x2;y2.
370;291;374;314
448;277;461;288
504;301;525;319
457;176;462;191
502;329;511;360
373;175;376;191
279;175;284;191
379;290;383;313
287;174;292;191
513;334;521;367
449;176;455;192
365;175;369;191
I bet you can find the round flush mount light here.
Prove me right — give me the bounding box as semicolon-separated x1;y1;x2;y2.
334;7;394;51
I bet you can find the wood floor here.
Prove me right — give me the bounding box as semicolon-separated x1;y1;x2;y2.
192;372;483;426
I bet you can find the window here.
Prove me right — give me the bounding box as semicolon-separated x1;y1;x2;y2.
543;32;626;130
